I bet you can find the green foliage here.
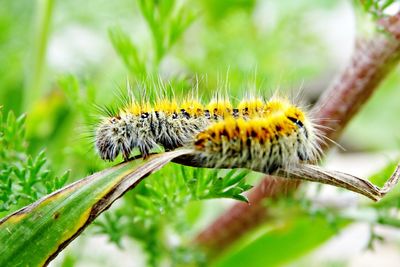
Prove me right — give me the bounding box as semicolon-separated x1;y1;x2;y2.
360;0;398;18
94;165;252;266
0;1;34;114
0;110;69;215
213;215;346;267
109;27;147;76
110;0;196;76
0;150;188;266
137;0;196;63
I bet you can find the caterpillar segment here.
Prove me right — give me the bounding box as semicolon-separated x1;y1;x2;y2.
193;100;320;173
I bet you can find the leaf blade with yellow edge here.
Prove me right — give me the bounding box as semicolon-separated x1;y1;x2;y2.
0;149;192;266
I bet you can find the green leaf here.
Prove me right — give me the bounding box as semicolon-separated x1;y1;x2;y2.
231;194;249;203
0;149;191;266
223;169;249;188
212;215;347;267
108;27;147;76
198;169;252;202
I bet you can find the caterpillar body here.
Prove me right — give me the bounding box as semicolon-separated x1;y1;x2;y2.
95;95;321;174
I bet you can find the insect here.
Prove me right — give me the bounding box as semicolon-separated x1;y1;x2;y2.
95;90;400;202
95;92;320;170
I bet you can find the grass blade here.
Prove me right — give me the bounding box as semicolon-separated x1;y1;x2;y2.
0;149;191;266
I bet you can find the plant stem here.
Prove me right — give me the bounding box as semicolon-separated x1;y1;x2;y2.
23;0;54;111
195;12;400;252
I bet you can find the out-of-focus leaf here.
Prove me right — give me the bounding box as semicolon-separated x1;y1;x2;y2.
0;149;191;267
109;27;147;76
211;215;346;267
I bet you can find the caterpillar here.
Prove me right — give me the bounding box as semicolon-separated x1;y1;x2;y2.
95;94;321;174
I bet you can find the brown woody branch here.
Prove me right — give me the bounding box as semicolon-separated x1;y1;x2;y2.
194;12;400;251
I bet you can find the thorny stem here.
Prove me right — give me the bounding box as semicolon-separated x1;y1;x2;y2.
194;13;400;251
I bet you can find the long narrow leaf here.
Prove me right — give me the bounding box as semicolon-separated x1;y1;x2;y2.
0;149;191;266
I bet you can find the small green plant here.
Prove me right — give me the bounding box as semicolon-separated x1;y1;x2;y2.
0;110;69;215
109;0;196;76
94;165;252;266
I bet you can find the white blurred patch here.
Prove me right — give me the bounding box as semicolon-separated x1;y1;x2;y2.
47;25;110;73
383;2;400;16
305;1;355;66
253;0;278;33
49;235;146;267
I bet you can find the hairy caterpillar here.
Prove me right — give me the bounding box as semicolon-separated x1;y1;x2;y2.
94;87;400;202
95;94;321;174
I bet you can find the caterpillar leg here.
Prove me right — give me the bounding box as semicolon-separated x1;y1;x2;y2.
285;162;400;201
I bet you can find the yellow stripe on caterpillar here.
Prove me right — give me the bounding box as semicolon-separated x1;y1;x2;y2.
180;99;204;117
237;97;264;117
205;98;233;118
193;107;320;174
154;99;179;115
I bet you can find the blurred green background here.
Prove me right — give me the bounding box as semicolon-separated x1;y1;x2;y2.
1;0;400;266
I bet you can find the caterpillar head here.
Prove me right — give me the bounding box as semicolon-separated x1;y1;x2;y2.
95;116;134;161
